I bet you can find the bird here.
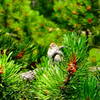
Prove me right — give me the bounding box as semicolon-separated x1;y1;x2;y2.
47;43;63;62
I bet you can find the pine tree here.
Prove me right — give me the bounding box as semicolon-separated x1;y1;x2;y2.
0;0;99;100
52;0;99;31
32;32;99;100
0;0;64;67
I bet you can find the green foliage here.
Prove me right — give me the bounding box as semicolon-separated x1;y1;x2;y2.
62;32;87;63
82;75;99;100
0;0;99;100
89;48;100;66
32;0;54;17
62;63;87;100
62;63;99;100
0;51;21;99
0;52;36;100
0;32;99;100
0;33;37;66
0;0;64;47
33;57;66;100
0;0;65;68
52;0;99;30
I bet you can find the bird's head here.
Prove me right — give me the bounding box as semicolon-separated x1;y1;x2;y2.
50;42;57;48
